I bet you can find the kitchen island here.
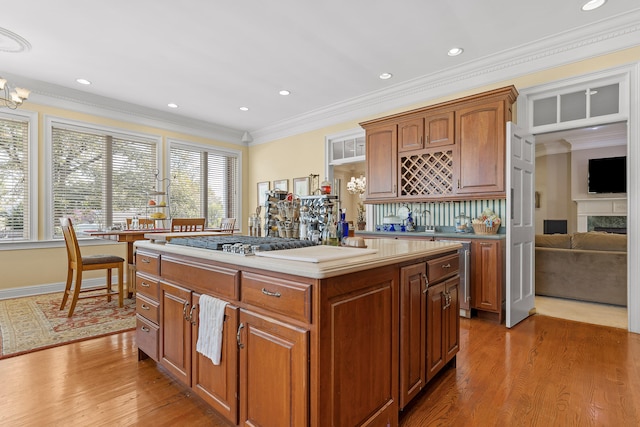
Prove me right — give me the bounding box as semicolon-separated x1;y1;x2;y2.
134;237;461;427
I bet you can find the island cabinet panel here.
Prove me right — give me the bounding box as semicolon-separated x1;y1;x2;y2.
191;294;239;425
241;272;312;323
399;263;427;409
426;275;460;382
238;309;308;427
318;265;398;427
159;281;192;384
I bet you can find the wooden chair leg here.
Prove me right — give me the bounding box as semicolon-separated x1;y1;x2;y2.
106;268;113;303
60;266;74;310
67;269;83;317
118;263;124;307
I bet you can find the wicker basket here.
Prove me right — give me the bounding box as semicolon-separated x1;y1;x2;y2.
472;223;500;235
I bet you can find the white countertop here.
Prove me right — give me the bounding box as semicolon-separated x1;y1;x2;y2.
134;238;462;279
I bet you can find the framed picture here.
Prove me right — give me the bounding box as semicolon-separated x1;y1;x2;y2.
257;181;270;206
293;177;310;196
273;179;288;192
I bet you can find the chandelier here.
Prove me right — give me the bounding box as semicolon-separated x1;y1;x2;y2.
0;77;30;109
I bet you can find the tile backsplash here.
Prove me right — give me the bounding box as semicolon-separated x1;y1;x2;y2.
372;199;506;228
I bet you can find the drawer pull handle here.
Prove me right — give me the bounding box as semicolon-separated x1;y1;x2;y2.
182;301;190;320
141;326;150;332
141;304;150;310
189;304;198;325
141;258;151;264
237;323;245;349
261;288;282;298
441;263;451;269
140;282;150;288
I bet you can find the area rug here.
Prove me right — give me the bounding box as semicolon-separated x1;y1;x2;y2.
0;291;136;359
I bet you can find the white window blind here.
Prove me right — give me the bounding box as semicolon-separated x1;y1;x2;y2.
52;125;157;237
0;116;30;241
170;144;238;228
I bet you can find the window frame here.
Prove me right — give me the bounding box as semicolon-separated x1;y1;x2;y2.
0;109;38;244
44;115;162;240
167;138;242;230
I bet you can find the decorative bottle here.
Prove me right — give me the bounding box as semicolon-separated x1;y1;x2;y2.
337;209;349;243
322;212;339;246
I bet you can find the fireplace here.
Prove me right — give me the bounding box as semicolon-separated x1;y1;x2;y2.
575;198;627;233
589;216;627;234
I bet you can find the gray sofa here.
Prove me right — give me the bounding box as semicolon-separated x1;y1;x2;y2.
535;232;627;306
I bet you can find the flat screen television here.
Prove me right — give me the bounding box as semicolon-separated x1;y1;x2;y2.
588;156;626;194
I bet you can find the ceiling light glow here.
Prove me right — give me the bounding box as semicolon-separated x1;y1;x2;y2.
379;73;393;80
581;0;606;11
167;103;178;108
239;106;249;111
448;47;464;57
279;90;291;96
76;78;91;85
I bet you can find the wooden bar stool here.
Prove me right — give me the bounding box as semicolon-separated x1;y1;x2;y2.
170;218;206;232
60;217;125;317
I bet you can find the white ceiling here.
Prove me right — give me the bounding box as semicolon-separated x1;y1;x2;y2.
1;1;639;144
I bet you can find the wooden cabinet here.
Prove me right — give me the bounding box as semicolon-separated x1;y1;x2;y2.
455;100;506;196
398;111;455;152
238;309;308;426
135;271;160;361
399;251;459;409
399;263;427;409
361;86;517;202
472;239;505;323
366;123;397;199
426;276;459;382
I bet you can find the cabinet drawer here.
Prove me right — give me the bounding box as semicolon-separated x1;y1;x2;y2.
136;293;159;324
136;315;159;361
136;251;160;276
161;256;239;300
241;272;311;323
136;273;160;301
427;253;459;283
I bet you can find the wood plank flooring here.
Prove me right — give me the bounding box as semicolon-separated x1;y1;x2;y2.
1;314;639;426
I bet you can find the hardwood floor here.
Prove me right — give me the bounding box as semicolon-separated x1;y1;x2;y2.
1;315;639;426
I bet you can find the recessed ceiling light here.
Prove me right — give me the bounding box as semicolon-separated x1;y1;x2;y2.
448;47;464;57
279;90;291;96
76;78;91;85
379;72;393;80
581;0;606;11
167;103;178;108
239;106;249;111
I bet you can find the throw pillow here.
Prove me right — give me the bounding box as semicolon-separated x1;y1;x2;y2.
535;234;571;249
571;232;627;251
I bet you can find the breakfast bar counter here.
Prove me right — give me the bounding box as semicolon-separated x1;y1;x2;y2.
133;238;461;426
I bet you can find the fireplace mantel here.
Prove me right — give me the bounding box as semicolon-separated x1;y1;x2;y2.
574;197;627;232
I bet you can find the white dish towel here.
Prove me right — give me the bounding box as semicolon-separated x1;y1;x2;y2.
196;294;228;365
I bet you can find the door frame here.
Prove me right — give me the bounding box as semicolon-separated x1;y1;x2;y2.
516;63;639;333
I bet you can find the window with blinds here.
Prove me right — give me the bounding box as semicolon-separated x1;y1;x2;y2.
51;125;158;238
0;116;30;241
170;144;239;228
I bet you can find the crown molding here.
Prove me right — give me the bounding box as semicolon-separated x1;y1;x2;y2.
249;9;640;145
1;72;247;146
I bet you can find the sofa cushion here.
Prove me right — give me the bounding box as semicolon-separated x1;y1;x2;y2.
571;232;627;252
535;234;571;249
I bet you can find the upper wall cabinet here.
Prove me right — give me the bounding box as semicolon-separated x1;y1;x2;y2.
361;86;518;203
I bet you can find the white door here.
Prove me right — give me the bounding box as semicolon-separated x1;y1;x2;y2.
506;122;536;328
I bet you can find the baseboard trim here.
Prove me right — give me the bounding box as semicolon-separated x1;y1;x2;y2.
0;278;113;300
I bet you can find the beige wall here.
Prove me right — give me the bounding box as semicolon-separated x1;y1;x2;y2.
2;46;639;295
535;153;574;233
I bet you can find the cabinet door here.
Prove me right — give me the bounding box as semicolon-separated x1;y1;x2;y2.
398;117;424;152
159;282;192;385
192;294;239;425
472;240;501;312
444;277;460;362
399;263;427;409
456;100;506;195
425;111;454;148
365;123;398;199
426;282;445;382
238;310;308;427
